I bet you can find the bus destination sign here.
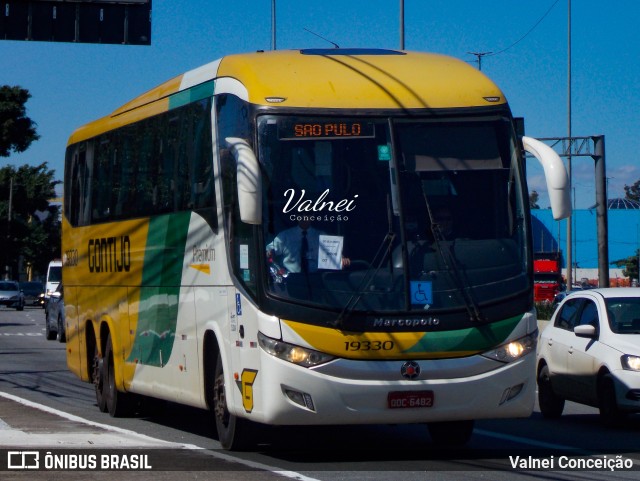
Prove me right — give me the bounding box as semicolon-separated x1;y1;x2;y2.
279;120;375;140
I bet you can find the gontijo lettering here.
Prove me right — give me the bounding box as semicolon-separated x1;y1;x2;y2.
88;236;131;272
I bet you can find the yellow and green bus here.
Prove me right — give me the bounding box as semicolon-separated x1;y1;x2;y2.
63;48;570;449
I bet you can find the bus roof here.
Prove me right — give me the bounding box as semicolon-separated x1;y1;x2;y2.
68;49;506;145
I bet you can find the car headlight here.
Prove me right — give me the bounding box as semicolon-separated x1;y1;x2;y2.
621;355;640;371
481;331;537;363
258;332;335;367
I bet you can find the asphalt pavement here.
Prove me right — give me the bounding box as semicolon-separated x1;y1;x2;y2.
0;392;295;480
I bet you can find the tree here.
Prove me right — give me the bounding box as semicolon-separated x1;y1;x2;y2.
0;163;60;279
529;190;540;209
624;180;640;203
0;85;39;157
611;252;639;283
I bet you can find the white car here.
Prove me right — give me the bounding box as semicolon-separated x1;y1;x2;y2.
537;288;640;425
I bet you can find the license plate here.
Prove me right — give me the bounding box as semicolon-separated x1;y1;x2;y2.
388;391;434;409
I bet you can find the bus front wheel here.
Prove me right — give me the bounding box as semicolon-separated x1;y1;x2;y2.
213;351;255;450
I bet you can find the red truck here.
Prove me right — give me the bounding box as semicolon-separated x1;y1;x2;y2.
533;252;563;303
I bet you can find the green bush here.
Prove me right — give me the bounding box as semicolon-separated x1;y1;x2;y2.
535;302;556;321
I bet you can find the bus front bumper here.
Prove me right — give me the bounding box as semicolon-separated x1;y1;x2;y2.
239;350;535;426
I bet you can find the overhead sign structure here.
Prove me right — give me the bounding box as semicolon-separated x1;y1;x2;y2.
1;1;152;45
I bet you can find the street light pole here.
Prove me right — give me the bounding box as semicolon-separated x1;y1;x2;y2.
566;0;573;290
271;0;276;50
400;0;405;49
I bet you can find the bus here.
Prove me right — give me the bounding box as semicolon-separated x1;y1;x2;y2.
63;48;571;449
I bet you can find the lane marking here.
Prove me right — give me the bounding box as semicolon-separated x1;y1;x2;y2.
0;391;319;480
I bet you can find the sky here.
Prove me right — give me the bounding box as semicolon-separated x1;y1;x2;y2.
2;0;639;209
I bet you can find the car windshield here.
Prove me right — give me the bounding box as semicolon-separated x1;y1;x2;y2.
48;266;62;282
606;297;640;334
0;282;18;291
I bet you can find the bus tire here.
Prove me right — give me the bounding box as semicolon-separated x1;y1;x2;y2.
213;350;255;450
104;334;134;417
427;420;474;447
92;341;108;413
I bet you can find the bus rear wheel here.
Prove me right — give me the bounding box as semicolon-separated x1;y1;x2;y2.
213;351;255;450
92;342;107;412
104;334;135;417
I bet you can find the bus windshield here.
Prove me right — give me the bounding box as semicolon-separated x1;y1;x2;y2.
258;115;529;318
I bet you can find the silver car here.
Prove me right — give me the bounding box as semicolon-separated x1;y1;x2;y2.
0;281;25;311
45;283;65;343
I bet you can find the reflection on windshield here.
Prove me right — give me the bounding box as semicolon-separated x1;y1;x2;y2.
607;298;640;334
257;116;528;318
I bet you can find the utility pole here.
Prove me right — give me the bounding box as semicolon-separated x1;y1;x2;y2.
536;135;609;288
468;51;492;71
566;0;573;290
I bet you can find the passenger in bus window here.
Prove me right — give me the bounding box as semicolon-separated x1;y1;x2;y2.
266;220;350;274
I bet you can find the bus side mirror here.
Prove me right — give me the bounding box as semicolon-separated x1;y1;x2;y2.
522;136;571;220
226;137;262;225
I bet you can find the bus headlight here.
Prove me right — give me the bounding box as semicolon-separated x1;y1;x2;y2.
481;331;537;363
258;332;335;367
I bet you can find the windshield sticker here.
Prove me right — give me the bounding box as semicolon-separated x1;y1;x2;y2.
239;244;249;269
410;281;433;307
378;145;391;161
318;235;344;270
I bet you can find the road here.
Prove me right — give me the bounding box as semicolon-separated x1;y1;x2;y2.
1;306;639;480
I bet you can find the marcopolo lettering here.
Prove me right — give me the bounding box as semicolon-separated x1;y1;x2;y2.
88;236;131;273
373;317;440;328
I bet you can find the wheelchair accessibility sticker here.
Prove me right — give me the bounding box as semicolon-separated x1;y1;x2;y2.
410;281;433;306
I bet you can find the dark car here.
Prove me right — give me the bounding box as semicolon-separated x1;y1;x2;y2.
45;283;65;342
552;284;593;307
20;281;44;308
0;281;24;310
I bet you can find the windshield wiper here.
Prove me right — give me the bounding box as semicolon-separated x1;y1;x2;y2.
331;196;396;329
423;187;484;322
330;231;396;329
